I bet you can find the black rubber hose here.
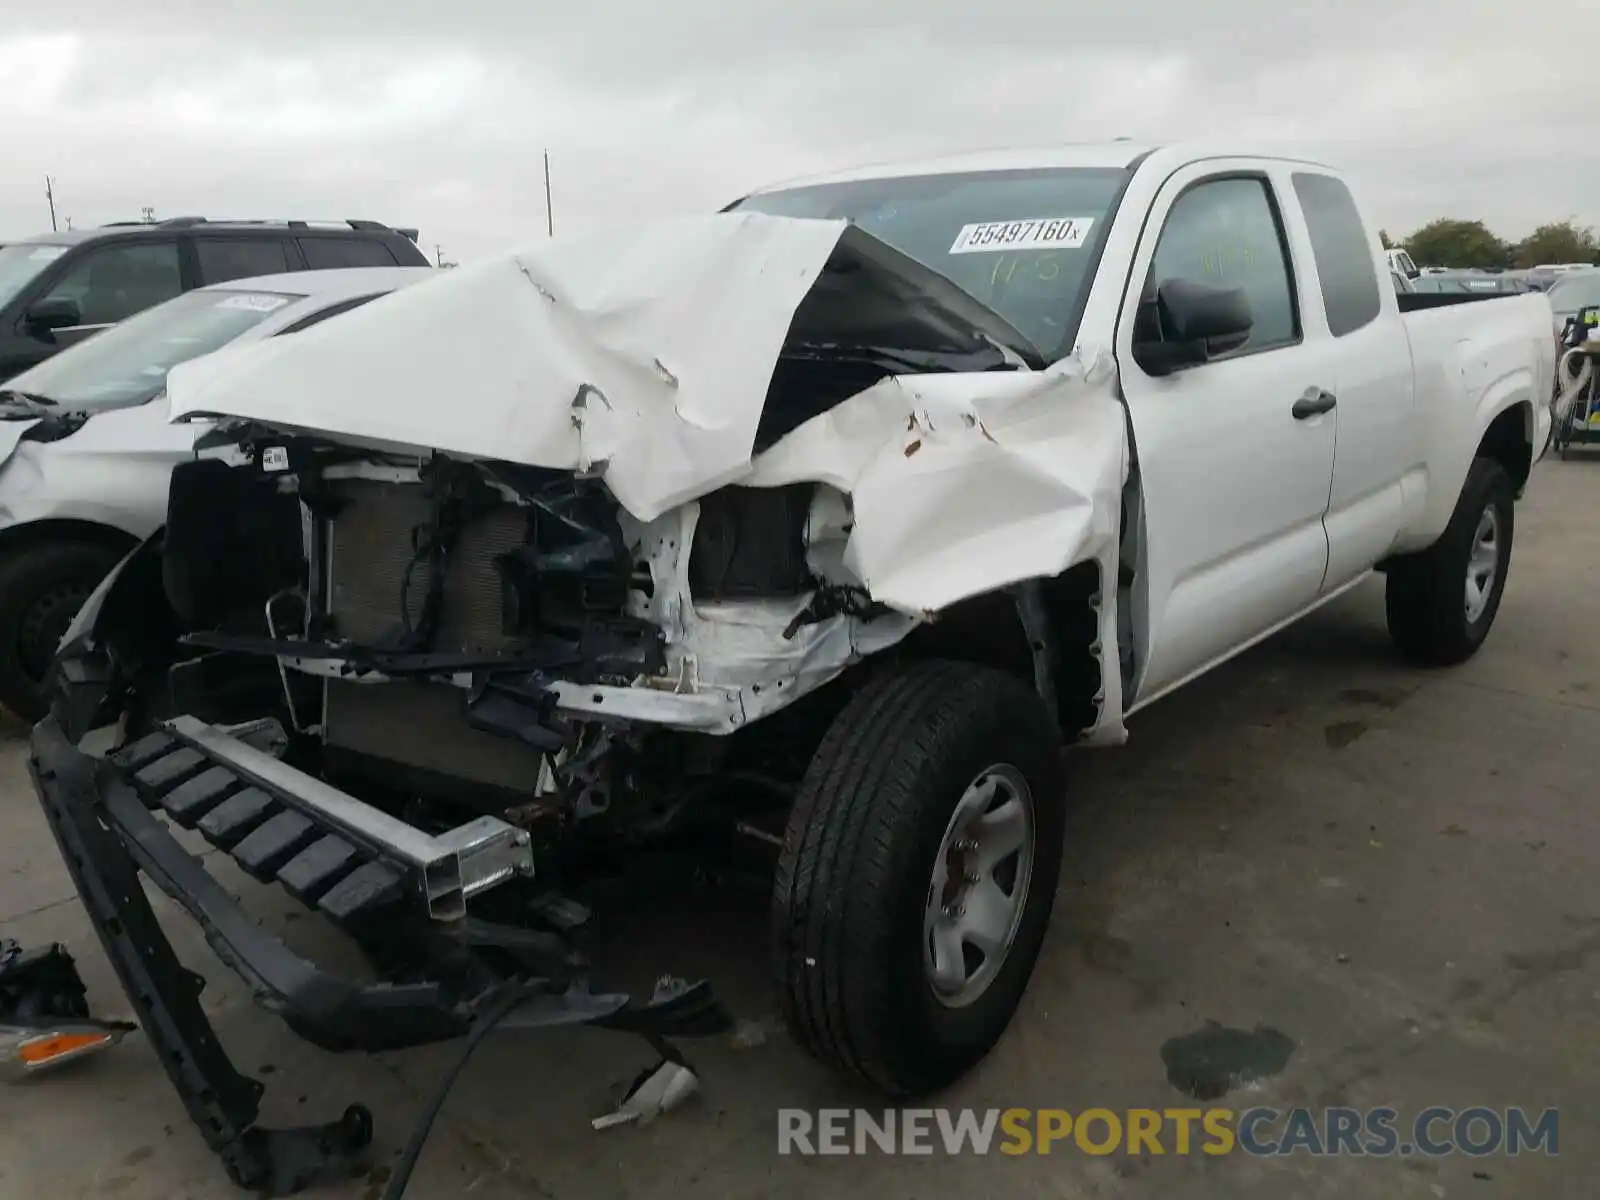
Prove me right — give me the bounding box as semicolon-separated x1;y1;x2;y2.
380;982;531;1200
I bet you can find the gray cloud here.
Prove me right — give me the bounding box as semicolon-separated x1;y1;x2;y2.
2;2;1587;260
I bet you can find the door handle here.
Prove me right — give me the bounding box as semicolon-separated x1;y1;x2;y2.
1292;388;1337;420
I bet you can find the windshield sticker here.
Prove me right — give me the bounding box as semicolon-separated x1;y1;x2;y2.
949;217;1095;255
216;293;292;312
28;246;69;262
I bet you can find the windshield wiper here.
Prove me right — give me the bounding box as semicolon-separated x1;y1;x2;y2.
785;341;1013;375
0;388;59;417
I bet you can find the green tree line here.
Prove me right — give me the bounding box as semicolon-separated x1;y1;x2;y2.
1378;218;1599;270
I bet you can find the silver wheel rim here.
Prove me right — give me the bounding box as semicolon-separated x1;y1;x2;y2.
1464;503;1500;625
923;763;1036;1009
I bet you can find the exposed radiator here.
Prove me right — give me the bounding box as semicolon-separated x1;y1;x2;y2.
322;479;546;796
326;478;527;652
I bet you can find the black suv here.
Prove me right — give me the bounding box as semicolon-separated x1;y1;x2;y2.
0;217;430;381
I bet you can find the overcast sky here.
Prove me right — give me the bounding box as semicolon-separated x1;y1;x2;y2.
1;3;1585;262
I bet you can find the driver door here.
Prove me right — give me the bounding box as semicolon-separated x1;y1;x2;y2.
1117;163;1338;704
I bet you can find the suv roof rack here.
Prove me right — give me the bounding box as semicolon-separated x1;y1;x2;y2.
94;217;419;244
134;217;403;233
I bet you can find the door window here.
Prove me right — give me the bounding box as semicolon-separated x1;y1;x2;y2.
39;241;183;326
195;238;292;284
1148;177;1300;354
299;238;398;269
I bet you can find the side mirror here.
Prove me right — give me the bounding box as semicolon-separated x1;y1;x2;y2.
1133;278;1254;377
24;297;82;334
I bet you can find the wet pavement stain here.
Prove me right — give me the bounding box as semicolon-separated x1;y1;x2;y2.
1338;687;1408;709
1160;1021;1297;1101
1325;721;1368;750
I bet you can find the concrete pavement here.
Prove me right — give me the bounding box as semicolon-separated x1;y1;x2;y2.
2;457;1598;1199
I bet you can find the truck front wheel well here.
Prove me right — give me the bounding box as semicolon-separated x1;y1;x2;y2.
0;518;139;563
1477;402;1533;493
896;560;1104;739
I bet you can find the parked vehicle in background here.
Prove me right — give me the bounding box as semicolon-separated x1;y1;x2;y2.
0;266;436;720
1386;247;1419;279
1547;269;1600;338
1391;269;1415;295
0;219;429;383
1410;271;1530;296
27;142;1555;1192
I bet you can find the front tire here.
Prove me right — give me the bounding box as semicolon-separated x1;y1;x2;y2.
771;660;1065;1096
1385;456;1515;666
0;541;125;723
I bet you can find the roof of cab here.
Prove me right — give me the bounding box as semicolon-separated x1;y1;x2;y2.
744;140;1341;197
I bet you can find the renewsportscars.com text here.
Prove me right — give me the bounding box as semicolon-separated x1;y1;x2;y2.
777;1106;1559;1158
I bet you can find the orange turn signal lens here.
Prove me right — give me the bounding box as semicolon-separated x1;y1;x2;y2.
18;1031;115;1065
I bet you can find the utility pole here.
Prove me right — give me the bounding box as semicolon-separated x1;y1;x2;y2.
45;176;58;232
544;149;554;238
435;243;444;267
141;206;156;224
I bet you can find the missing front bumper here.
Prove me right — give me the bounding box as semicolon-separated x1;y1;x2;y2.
25;717;730;1195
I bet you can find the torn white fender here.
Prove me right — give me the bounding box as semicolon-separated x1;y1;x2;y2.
749;350;1130;743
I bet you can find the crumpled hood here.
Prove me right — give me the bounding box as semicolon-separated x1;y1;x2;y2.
166;212;1041;522
164;209;1131;743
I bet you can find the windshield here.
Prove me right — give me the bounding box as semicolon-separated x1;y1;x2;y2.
1547;272;1600;315
730;166;1131;358
0;243;70;311
1;286;305;414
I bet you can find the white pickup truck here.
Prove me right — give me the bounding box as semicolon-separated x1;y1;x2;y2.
29;142;1554;1189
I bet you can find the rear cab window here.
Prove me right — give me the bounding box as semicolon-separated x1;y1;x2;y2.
1292;172;1382;337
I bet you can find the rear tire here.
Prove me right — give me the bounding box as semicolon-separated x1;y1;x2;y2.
0;540;125;723
771;660;1065;1096
1385;456;1515;666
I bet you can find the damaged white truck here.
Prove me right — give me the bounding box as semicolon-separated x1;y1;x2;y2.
27;143;1554;1193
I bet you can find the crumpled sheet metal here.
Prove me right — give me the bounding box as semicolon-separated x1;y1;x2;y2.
167;213;850;522
749;349;1130;743
165;214;1132;738
748;351;1127;615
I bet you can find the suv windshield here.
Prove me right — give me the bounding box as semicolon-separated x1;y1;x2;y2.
730;166;1131;359
0;243;71;311
1548;271;1600;317
1;286;305;414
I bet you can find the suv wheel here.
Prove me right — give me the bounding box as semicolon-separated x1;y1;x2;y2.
0;541;124;722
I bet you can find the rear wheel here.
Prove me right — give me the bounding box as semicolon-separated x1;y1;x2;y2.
0;541;125;722
771;660;1065;1095
1385;456;1515;666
